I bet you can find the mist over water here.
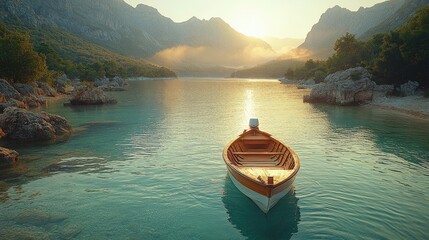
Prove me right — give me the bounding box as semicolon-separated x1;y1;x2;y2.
1;79;428;239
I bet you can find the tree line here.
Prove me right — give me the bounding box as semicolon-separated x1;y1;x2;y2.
285;7;429;90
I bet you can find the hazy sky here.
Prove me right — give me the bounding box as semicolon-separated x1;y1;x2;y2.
123;0;387;38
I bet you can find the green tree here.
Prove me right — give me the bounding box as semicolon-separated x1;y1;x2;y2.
0;31;48;83
36;42;66;72
398;6;429;88
372;32;406;85
327;33;365;72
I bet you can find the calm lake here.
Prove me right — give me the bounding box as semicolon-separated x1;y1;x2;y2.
1;78;428;239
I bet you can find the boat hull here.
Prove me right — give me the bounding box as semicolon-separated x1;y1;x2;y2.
227;168;296;213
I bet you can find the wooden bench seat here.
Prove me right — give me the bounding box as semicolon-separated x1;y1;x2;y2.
240;136;271;141
232;152;284;155
239;162;280;167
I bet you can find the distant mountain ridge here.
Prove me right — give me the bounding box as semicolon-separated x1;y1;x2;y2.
231;0;429;78
299;0;429;57
0;0;272;73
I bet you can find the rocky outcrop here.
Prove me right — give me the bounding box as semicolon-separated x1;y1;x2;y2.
93;76;127;91
0;147;19;168
0;79;22;100
13;83;38;96
37;82;58;97
0;79;62;109
400;81;419;96
54;74;74;94
0;99;27;113
69;87;117;105
304;67;376;105
0;107;72;141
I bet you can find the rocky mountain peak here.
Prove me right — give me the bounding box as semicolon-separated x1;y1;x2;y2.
135;3;160;14
299;0;414;57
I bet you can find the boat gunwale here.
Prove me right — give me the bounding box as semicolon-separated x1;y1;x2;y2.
222;130;300;190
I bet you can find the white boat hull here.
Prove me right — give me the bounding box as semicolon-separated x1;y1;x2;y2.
227;171;295;213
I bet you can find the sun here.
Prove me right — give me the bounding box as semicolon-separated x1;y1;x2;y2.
229;13;268;38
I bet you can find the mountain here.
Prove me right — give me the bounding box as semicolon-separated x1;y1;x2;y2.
360;0;429;39
263;37;304;54
0;0;273;76
231;0;429;79
298;0;429;58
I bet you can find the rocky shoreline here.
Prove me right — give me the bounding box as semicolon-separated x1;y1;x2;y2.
0;75;126;168
280;67;429;119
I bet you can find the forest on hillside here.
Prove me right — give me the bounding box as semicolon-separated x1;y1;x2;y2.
0;22;176;84
285;7;429;91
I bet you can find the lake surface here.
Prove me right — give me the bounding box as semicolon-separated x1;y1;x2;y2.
1;78;428;239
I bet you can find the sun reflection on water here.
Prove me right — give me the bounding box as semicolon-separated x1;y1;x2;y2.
244;89;255;126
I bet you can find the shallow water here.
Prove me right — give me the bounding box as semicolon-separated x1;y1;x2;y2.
1;78;428;239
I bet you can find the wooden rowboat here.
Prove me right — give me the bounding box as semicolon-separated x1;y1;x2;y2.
223;118;300;213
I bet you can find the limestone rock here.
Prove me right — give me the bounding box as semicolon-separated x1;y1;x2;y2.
0;99;27;113
400;81;419;96
0;79;22;100
37;81;59;97
94;76;127;91
42;112;72;136
374;84;394;98
23;95;47;108
0;107;72;141
13;83;38;96
69;87;117;105
0;147;19;168
54;75;74;94
304;67;376;105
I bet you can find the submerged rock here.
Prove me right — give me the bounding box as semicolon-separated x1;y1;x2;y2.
0;107;72;141
15;209;68;226
304;67;376;105
0;226;50;240
0;147;19;168
69;87;117;105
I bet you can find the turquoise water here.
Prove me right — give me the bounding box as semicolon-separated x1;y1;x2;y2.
1;78;428;239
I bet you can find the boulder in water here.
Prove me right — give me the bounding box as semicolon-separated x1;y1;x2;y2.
69;87;117;105
303;67;376;105
0;107;72;141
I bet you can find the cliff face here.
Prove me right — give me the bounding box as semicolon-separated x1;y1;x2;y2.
298;0;429;58
360;0;429;39
0;0;270;59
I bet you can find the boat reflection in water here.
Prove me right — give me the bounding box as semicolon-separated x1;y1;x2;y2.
222;176;300;239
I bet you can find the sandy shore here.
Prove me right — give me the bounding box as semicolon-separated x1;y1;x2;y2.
369;95;429;119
